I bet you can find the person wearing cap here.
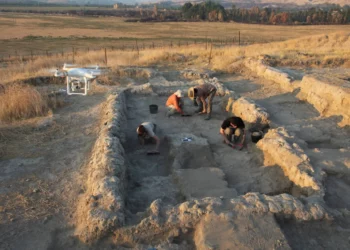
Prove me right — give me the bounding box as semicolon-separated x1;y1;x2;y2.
220;116;245;150
136;122;160;153
166;89;184;117
188;83;217;120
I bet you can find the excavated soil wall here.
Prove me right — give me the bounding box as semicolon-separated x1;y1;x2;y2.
75;91;128;242
244;58;296;92
257;128;324;197
244;58;350;127
297;74;350;127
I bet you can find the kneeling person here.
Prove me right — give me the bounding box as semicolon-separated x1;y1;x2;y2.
220;116;245;150
166;90;184;117
136;122;160;153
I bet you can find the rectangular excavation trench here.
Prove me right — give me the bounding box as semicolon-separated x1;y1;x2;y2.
121;93;295;222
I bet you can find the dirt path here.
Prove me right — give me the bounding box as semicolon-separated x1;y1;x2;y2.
0;90;108;250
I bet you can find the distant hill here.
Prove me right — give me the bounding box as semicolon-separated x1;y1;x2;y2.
1;0;349;7
0;0;123;5
167;0;350;8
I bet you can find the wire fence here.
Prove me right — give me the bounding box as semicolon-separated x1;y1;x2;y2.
0;32;282;66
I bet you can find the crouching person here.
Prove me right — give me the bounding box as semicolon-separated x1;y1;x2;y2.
220;116;246;150
136;122;160;154
166;90;184;117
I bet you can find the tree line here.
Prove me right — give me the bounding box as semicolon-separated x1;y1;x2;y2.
181;1;350;24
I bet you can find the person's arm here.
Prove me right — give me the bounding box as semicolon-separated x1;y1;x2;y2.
237;129;245;150
152;135;160;152
174;98;184;115
200;96;207;113
193;98;198;106
138;135;145;145
220;127;231;145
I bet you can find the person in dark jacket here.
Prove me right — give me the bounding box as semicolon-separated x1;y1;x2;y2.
188;83;217;120
220;116;245;150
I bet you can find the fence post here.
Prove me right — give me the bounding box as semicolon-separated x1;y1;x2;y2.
136;40;139;58
72;47;75;63
239;31;241;46
208;40;213;64
104;48;107;65
205;36;208;50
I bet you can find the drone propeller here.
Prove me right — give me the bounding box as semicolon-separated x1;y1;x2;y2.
44;68;66;77
46;68;58;73
54;69;66;77
85;64;100;70
44;63;106;78
63;63;78;70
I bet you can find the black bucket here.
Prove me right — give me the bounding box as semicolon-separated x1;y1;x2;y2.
251;131;263;143
149;104;158;114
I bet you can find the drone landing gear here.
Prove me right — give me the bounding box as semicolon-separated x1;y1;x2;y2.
66;76;91;96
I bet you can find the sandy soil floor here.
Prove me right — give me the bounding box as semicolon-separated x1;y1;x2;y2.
0;88;110;250
123;93;291;210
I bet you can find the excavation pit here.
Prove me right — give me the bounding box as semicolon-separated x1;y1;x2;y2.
75;72;333;246
122;93;295;220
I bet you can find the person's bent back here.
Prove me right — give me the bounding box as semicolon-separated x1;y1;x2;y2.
136;121;160;153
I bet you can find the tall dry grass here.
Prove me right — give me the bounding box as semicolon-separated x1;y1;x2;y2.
0;84;63;122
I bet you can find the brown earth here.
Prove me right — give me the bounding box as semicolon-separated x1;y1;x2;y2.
0;65;349;249
0;85;114;250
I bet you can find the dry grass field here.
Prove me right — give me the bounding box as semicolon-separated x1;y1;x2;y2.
0;13;349;57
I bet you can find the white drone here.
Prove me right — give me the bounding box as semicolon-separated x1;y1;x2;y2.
53;63;103;96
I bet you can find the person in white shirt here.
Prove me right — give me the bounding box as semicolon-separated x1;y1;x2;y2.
136;122;160;153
